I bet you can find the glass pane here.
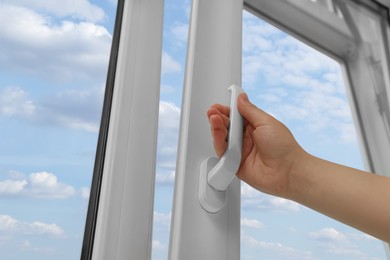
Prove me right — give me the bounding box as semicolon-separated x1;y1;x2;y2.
241;10;387;259
0;1;117;259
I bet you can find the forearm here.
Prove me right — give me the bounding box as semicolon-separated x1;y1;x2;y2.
288;151;390;243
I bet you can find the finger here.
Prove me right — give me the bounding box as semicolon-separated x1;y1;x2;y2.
210;114;228;158
208;103;230;117
237;93;271;128
241;123;255;161
207;106;230;128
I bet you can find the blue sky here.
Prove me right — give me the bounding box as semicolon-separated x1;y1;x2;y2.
0;0;387;259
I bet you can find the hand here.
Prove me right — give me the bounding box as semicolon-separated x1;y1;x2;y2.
208;93;390;242
207;93;306;198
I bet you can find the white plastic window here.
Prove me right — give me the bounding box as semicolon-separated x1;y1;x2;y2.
240;10;387;259
153;0;390;259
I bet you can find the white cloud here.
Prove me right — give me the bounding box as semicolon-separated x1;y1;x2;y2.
170;22;188;47
0;87;35;118
0;180;27;195
308;228;378;258
268;197;300;212
242;11;357;144
0;85;103;132
27;221;64;236
153;211;171;243
28;172;76;199
2;85;184;138
242;235;316;260
161;52;181;75
160;84;176;94
309;228;348;244
153;211;171;228
0;215;18;230
257;87;288;103
2;0;105;23
152;240;165;250
159;101;181;129
0;171;75;199
157;101;181;172
0;3;107;133
35;86;104;132
0;215;64;236
243;16;276;53
241;183;300;212
243;31;339;87
241;218;264;230
156;171;175;186
0;3;112;81
81;187;90;200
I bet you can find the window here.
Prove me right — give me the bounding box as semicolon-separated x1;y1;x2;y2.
7;0;388;259
168;0;390;259
240;10;387;259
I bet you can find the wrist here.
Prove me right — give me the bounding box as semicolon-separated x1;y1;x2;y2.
285;148;316;201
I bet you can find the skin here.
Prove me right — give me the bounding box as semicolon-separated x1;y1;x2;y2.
207;93;390;243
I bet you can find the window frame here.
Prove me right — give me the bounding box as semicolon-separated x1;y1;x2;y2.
83;0;390;259
244;0;390;257
168;0;243;259
81;0;164;259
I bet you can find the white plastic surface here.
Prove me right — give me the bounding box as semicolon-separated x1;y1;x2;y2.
92;1;163;259
207;85;243;191
199;157;227;213
199;85;244;213
168;0;242;258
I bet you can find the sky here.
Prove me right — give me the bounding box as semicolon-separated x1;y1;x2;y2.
0;0;387;259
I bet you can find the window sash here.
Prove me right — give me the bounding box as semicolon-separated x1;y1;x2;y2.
82;0;164;259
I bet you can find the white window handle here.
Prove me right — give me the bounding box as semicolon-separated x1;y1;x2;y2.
199;85;244;213
208;85;244;190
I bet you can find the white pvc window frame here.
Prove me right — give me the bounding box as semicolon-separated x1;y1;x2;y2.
244;0;390;257
81;0;390;259
170;0;390;259
81;0;164;259
169;0;243;259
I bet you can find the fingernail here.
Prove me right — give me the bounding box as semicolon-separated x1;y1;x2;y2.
239;93;249;103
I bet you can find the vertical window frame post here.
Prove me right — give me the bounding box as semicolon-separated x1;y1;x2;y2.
169;0;243;259
83;0;164;259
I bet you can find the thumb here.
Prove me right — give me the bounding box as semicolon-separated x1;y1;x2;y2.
237;93;270;127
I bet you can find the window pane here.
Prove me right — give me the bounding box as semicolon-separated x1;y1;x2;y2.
241;10;387;260
0;1;117;259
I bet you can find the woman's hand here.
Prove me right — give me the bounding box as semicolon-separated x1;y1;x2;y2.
207;93;307;198
208;93;390;243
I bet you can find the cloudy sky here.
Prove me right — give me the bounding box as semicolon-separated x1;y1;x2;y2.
0;0;387;259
